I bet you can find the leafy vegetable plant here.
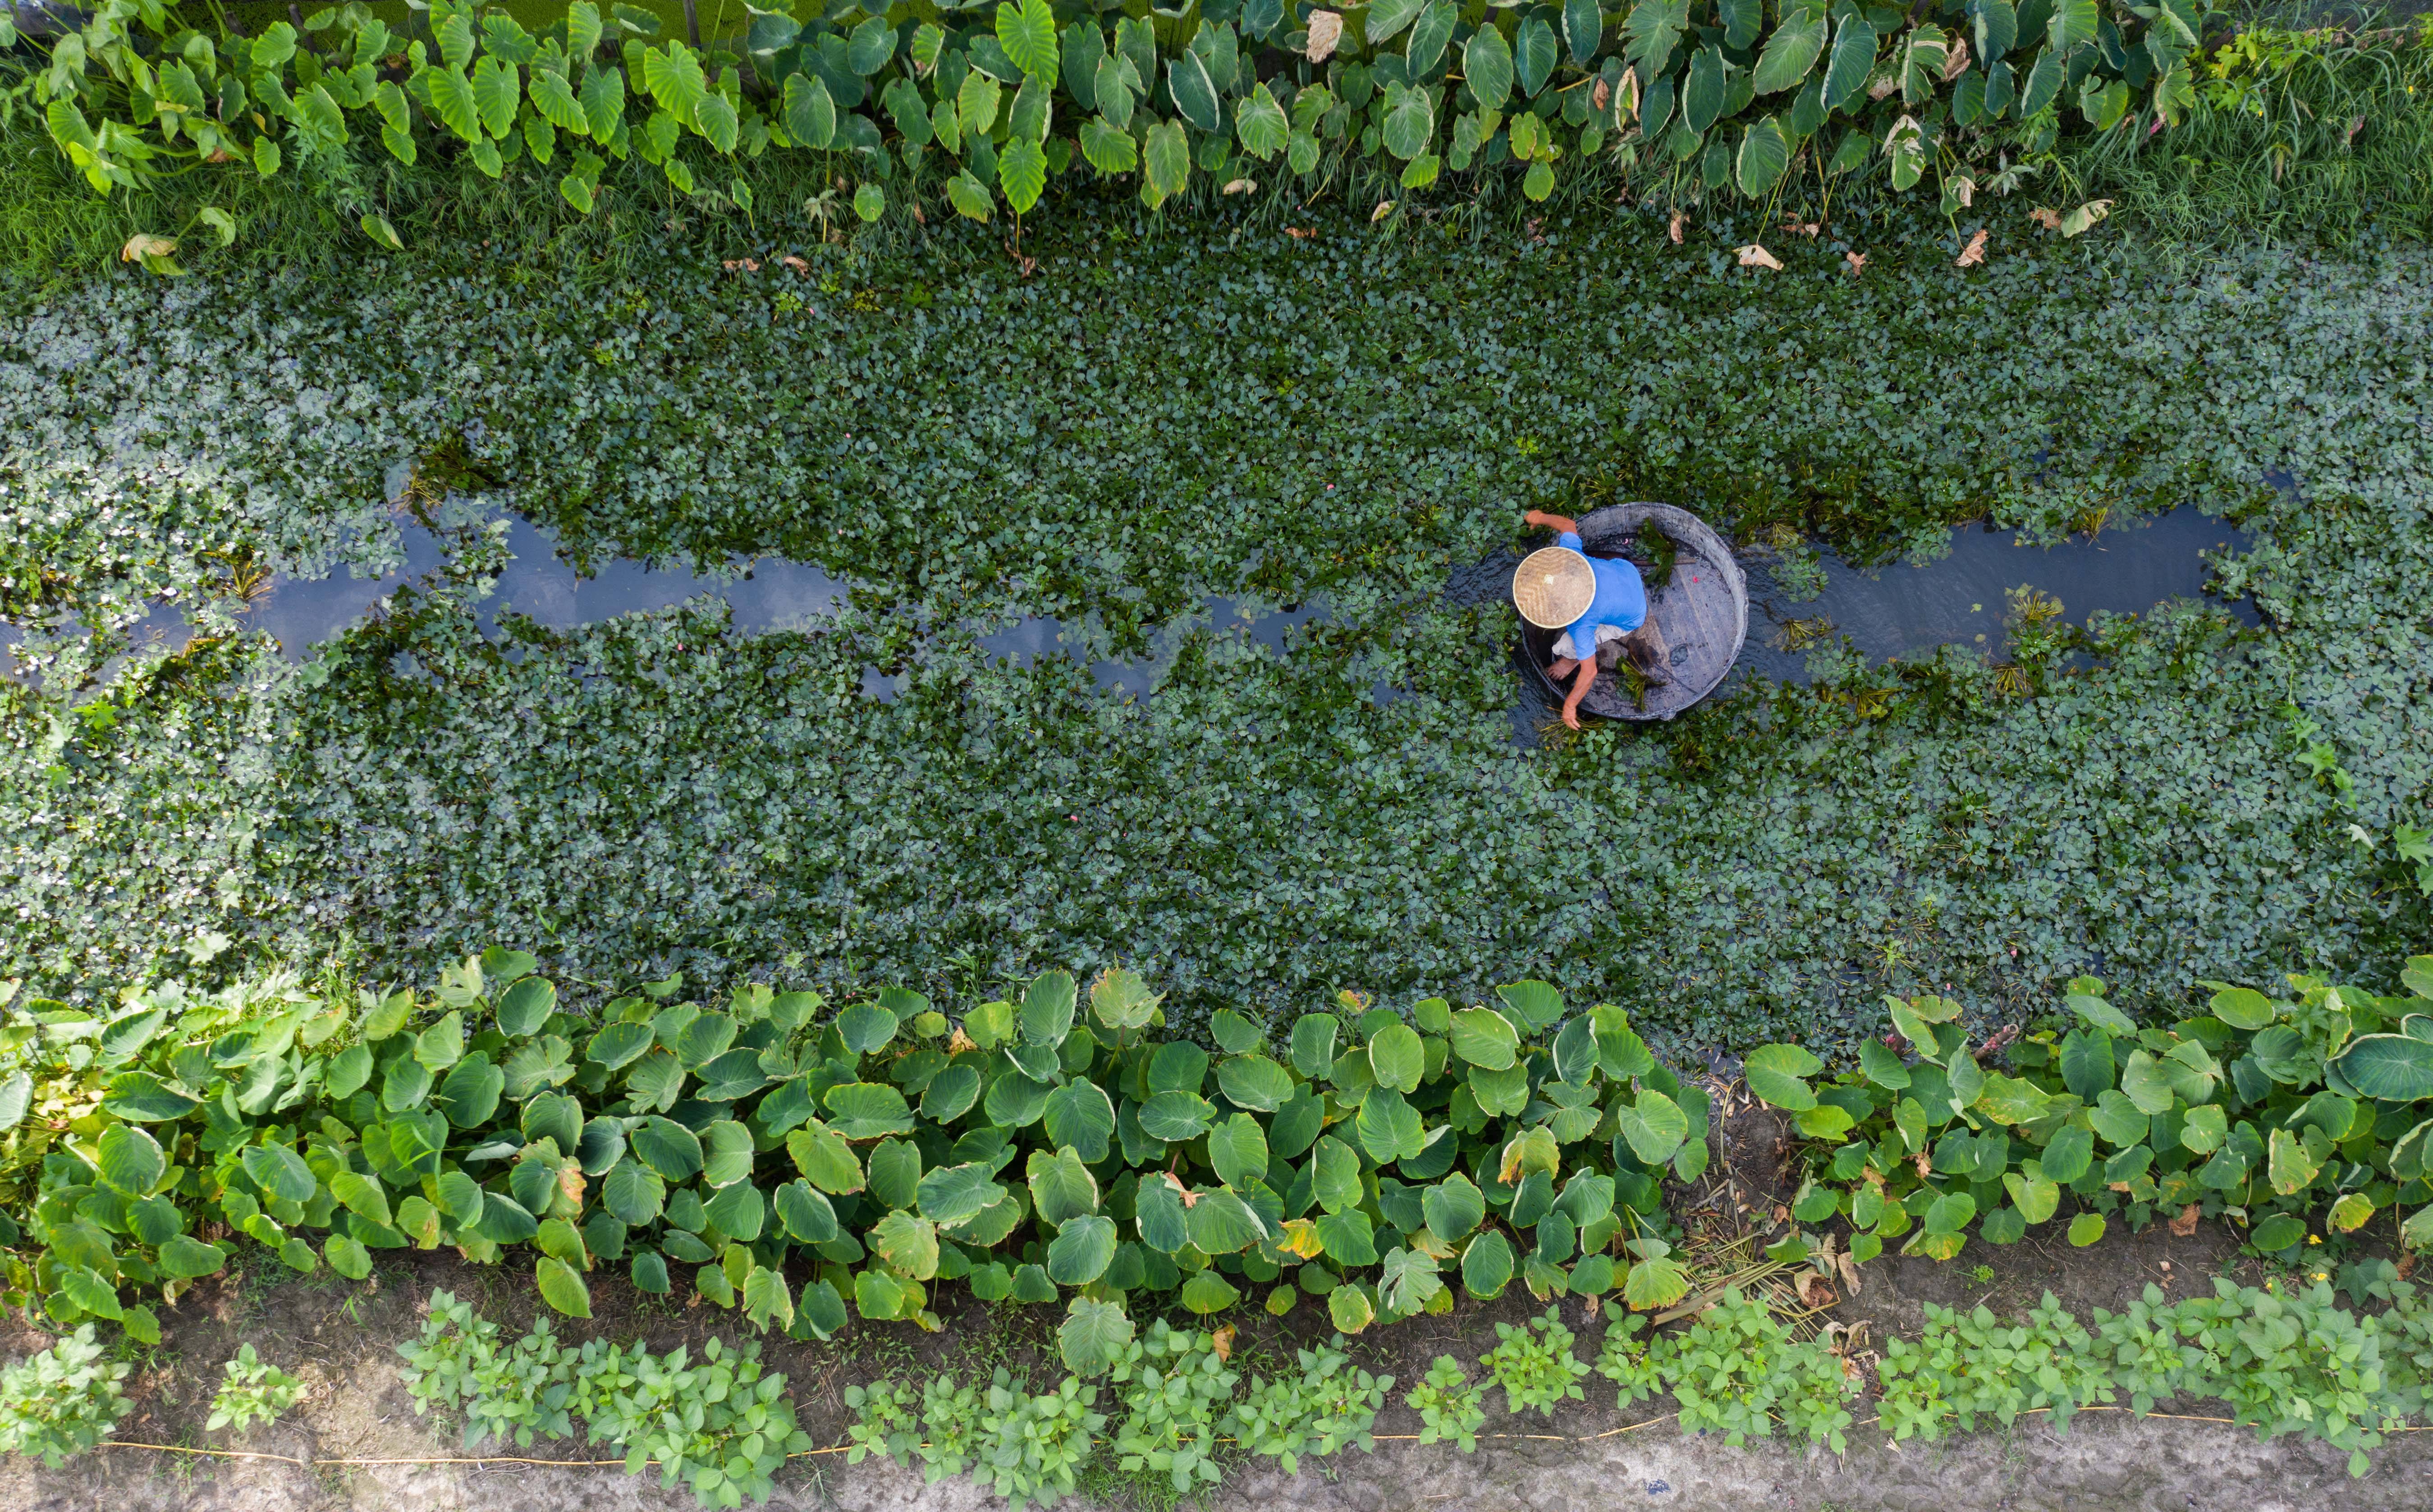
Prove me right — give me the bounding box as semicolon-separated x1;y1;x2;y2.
1223;1337;1393;1477
0;1325;131;1466
206;1342;305;1434
1482;1305;1591;1417
1405;1354;1487;1450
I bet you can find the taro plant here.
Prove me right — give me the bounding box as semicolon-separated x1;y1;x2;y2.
2;0;2265;252
1758;953;2433;1267
206;1342;306;1434
2;949;1707;1363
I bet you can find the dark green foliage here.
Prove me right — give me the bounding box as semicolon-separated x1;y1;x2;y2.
0;950;1692;1341
4;215;2427;1041
14;0;2419;273
1759;958;2433;1263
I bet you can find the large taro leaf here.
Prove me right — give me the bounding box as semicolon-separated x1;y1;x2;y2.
1058;1295;1133;1375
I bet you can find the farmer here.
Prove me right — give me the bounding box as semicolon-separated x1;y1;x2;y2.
1512;509;1667;729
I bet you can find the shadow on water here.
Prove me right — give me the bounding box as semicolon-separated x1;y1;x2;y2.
1457;504;2258;748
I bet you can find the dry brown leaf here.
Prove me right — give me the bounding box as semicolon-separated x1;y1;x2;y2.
947;1026;977;1054
721;257;761;272
1912;1151;1932;1178
2170;1203;2201;1237
1941;37;1972;83
1164;1171;1200;1207
1949;174;1976;209
911;203;927;226
1668;210;1685;244
782;255;811;273
121;233;178;263
1955;228;1989;267
1836;1252;1863;1295
1796;1273;1837;1308
1734;243;1783;270
1211;1325;1236;1361
1306;9;1343;64
1781;219;1821;238
557;1164;586;1208
2398;1251;2419;1281
1370;199;1396;223
2029;206;2065;230
1869;70;1900;101
1222;178;1257;195
1844;250;1868;275
1591;78;1611;115
1284;226;1317;239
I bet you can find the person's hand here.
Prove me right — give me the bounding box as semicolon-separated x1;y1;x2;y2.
1523;509;1553;528
1562;703;1582;731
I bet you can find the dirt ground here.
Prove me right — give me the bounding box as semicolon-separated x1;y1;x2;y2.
6;1091;2428;1511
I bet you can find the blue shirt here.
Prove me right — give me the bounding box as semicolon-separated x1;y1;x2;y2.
1557;531;1647;650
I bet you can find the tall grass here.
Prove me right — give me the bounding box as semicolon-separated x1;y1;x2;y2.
2063;10;2433;247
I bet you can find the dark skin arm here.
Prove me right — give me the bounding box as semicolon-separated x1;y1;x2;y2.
1524;510;1593;728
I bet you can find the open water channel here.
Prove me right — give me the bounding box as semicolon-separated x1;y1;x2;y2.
7;500;2254;744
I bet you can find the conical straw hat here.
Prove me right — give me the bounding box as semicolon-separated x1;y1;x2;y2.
1512;547;1595;629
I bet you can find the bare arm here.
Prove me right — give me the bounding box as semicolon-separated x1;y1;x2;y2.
1561;656;1596;730
1524;509;1580;536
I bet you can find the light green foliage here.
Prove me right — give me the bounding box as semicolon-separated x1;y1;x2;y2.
0;1325;131;1466
399;1292;809;1507
915;1374;986;1484
1482;1305;1591;1417
1596;1291;1858;1450
206;1343;304;1434
1877;1294;2115;1439
971;1368;1104;1511
842;1379;919;1466
1222;1338;1393;1477
1109;1320;1236;1493
1405;1355;1487;1450
397;1292;575;1448
572;1335;811;1507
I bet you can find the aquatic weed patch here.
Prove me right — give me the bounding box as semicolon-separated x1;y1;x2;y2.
1;219;2429;1039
